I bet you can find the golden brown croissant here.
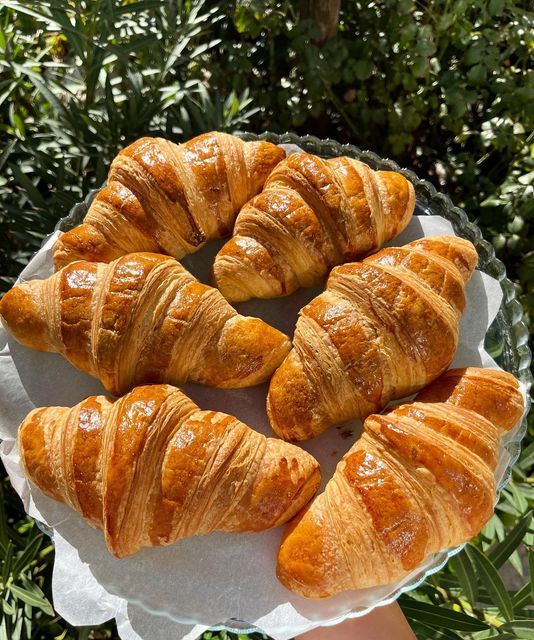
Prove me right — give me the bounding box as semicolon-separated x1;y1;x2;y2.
0;253;291;395
277;367;524;598
267;235;478;441
19;384;321;558
212;152;415;301
53;132;285;270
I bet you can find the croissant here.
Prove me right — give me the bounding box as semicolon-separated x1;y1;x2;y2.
0;253;291;395
267;235;478;441
277;367;524;598
212;152;415;301
19;384;321;558
53;132;285;270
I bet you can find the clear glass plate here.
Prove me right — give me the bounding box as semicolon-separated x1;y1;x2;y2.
41;132;531;636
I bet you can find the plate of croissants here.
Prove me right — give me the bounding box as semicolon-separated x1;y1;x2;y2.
0;131;530;639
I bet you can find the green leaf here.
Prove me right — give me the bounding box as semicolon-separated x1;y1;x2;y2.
467;64;487;85
512;581;533;610
518;440;534;471
500;620;534;639
449;550;478;604
7;163;46;208
0;138;16;174
412;621;464;639
11;527;42;577
412;56;428;77
11;111;24;137
487;510;532;568
115;0;164;14
399;596;490;631
415;36;436;56
8;584;54;616
1;599;15;616
489;0;505;15
466;543;514;621
353;60;373;80
509;548;524;576
1;541;13;585
23;607;31;639
0;1;56;24
509;482;529;514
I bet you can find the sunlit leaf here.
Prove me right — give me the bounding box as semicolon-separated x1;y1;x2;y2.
9;584;54;616
487;510;532;568
512;581;533;611
529;546;534;605
466;543;514;621
399;596;490;631
499;620;534;639
449;550;478;604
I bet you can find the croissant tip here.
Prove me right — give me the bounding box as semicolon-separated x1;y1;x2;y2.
408;235;478;284
52;240;74;272
415;366;524;432
0;282;51;351
267;355;329;442
205;315;291;388
276;506;342;599
52;222;128;271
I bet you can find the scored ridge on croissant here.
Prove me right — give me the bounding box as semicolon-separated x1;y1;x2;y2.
0;252;291;395
19;384;321;558
267;235;479;441
212;152;415;301
276;367;524;598
53;132;285;270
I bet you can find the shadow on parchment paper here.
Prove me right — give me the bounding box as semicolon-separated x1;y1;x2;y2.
450;271;490;369
4;336;105;422
181;233;327;338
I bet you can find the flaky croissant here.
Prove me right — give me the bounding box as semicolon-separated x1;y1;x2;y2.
277;367;524;598
0;253;291;395
53;132;285;270
267;235;478;441
212;152;415;301
19;384;321;558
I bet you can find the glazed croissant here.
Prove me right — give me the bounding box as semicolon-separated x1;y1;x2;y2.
277;367;524;598
0;253;291;395
212;152;415;301
19;384;321;558
267;235;478;441
53;132;285;270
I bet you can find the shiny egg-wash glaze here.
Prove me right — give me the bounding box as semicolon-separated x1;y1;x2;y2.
0;253;291;395
277;368;524;598
53;132;285;269
18;384;321;558
213;152;415;302
267;235;479;441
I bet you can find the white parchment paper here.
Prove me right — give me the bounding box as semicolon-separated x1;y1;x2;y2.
0;211;527;640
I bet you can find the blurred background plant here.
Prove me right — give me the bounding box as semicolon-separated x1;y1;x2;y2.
0;1;532;638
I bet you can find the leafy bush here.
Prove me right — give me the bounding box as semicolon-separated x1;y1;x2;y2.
0;1;532;639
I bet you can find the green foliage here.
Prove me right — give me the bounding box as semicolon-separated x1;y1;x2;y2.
401;538;534;639
0;0;532;327
0;476;117;638
222;0;533;332
0;1;532;639
0;0;255;289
